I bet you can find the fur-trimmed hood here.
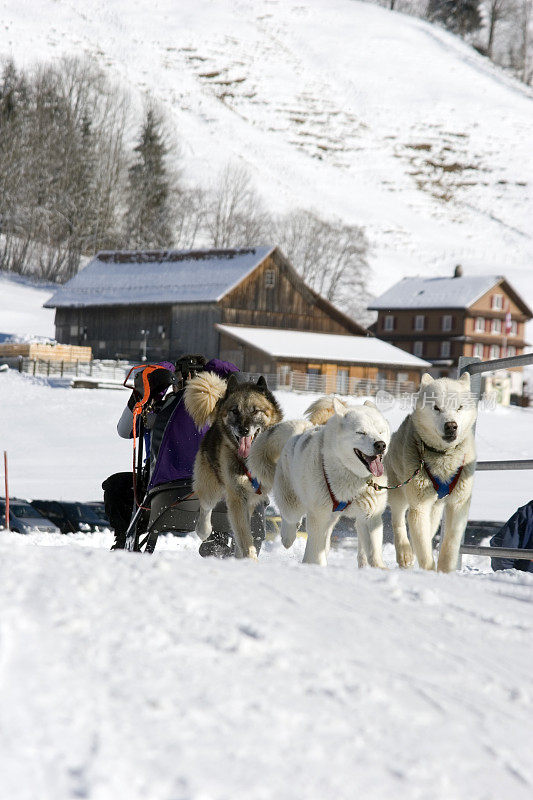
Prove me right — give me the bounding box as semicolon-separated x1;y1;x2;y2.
185;371;229;429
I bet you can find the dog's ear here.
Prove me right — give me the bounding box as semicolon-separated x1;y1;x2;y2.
333;397;347;416
363;400;377;410
256;375;268;392
420;372;433;387
458;371;471;388
224;373;239;396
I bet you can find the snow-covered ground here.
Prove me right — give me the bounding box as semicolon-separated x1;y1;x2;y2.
0;272;55;341
1;521;532;800
2;0;533;305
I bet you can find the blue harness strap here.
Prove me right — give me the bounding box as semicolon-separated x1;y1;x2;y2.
244;468;262;495
423;459;465;499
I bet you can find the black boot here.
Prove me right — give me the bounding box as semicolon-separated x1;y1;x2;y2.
199;530;235;558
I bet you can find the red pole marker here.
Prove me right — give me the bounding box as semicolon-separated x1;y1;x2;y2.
3;451;9;532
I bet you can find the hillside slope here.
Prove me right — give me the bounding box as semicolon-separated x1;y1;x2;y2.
2;0;532;302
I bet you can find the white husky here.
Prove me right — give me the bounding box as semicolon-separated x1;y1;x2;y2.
385;372;477;572
250;398;390;567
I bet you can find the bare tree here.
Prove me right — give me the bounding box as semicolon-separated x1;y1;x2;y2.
275;209;372;324
484;0;517;58
203;164;271;248
0;56;129;281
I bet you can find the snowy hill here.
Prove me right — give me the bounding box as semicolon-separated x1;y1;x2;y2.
2;0;533;305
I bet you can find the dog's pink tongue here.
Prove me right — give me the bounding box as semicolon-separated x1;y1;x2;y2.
369;456;384;478
238;436;253;459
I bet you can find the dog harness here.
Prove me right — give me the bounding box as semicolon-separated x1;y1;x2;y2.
323;463;351;512
422;458;465;500
244;468;262;495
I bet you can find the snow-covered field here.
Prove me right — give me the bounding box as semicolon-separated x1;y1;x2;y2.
0;528;531;800
2;0;533;304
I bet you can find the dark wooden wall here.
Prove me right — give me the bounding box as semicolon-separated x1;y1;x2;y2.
219;253;358;334
55;306;173;361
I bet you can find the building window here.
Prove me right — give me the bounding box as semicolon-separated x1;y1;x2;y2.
510;320;518;336
489;345;500;359
414;314;425;331
265;269;276;288
475;317;485;333
397;372;408;383
98;341;106;351
506;346;516;357
414;341;424;357
441;315;452;332
384;315;395;331
491;318;501;334
473;343;484;359
491;294;503;310
70;325;78;337
440;341;451;358
337;369;349;394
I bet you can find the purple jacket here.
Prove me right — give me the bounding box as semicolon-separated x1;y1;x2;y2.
148;359;238;489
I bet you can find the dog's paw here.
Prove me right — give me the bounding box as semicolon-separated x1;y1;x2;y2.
245;545;258;561
281;521;298;549
395;542;414;569
369;559;387;570
195;525;212;543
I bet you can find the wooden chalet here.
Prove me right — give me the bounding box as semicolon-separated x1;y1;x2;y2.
44;246;429;384
369;266;532;382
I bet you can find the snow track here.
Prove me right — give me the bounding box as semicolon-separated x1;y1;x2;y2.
0;533;531;799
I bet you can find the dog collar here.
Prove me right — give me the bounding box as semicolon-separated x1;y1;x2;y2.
419;437;460;455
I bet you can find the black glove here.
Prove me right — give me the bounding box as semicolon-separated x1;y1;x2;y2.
134;367;175;403
127;389;141;411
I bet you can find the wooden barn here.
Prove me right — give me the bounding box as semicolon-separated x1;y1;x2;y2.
44;246;430;384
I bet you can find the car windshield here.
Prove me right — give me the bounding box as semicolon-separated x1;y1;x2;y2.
7;503;46;519
64;503;106;524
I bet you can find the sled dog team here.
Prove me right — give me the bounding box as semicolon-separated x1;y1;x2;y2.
184;369;477;572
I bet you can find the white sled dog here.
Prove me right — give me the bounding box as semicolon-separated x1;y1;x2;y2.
249;397;390;567
385;372;477;572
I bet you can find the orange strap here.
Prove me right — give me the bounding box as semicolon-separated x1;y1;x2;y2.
130;365;167;508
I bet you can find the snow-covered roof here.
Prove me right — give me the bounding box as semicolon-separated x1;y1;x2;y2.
44;247;275;308
369;275;502;311
217;325;431;368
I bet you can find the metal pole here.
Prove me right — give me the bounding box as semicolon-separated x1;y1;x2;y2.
4;451;9;532
460;545;533;560
453;356;483;570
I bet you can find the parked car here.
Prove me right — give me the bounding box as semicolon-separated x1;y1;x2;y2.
31;500;111;534
0;498;61;534
85;501;112;527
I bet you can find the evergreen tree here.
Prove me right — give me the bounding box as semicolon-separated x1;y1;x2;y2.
427;0;482;36
124;107;174;248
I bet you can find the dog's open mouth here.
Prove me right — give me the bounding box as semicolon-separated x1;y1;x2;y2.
237;431;259;459
354;449;384;477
